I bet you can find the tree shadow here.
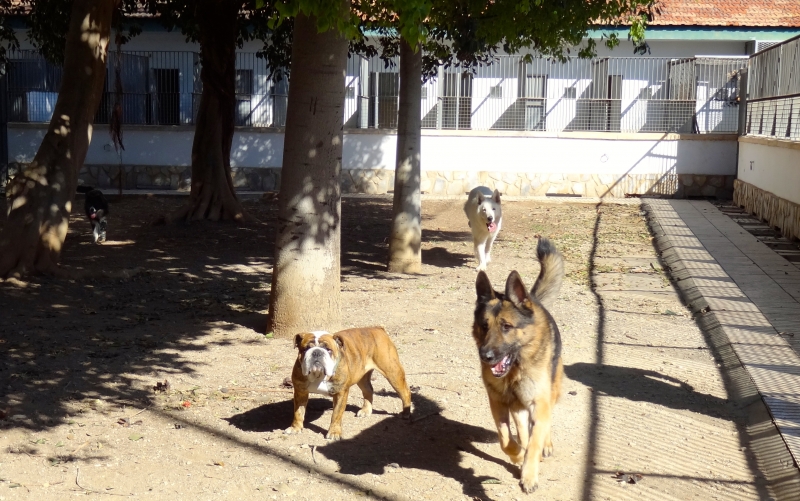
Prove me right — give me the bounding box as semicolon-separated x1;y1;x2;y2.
421;229;472;268
341;197;392;276
0;196;276;431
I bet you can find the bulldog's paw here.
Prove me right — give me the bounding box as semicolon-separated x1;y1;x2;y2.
476;263;487;272
283;425;303;435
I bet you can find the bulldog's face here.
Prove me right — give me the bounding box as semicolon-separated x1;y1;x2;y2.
294;331;342;379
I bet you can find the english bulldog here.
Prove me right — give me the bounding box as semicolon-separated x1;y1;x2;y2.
285;327;412;440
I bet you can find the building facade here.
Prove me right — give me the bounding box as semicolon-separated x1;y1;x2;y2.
3;0;800;198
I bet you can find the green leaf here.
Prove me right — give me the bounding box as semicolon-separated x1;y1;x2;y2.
128;433;143;441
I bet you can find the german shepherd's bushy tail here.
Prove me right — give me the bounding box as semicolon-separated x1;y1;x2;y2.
531;237;564;310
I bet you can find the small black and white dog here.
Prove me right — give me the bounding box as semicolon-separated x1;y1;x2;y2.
76;185;109;243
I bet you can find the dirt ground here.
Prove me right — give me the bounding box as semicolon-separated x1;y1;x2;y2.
0;194;777;500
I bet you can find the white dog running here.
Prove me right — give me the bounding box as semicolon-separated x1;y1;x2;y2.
464;186;503;271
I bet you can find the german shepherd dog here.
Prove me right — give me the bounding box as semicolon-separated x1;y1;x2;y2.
472;237;565;493
77;185;109;244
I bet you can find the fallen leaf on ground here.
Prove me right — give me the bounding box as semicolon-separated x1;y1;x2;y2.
128;433;143;441
181;401;191;408
481;478;502;484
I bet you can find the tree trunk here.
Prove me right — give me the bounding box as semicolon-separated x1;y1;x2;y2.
268;12;348;337
387;38;423;274
165;0;245;223
0;0;117;278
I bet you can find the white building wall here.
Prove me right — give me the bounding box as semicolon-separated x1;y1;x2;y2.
737;138;800;205
8;125;736;178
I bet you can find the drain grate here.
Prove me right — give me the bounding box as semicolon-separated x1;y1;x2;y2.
715;201;800;268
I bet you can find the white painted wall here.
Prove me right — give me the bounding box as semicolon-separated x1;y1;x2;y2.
8;126;285;168
737;139;800;205
419;134;736;175
592;40;747;58
8;125;737;178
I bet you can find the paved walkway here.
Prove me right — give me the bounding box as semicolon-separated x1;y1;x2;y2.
645;199;800;481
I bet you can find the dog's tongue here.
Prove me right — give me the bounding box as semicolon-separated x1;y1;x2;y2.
491;355;510;376
90;213;97;219
487;222;497;233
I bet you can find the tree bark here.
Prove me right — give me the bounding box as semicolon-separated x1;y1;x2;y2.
165;0;245;223
0;0;117;278
268;12;348;337
387;38;423;274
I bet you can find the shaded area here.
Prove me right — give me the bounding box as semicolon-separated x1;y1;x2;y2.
227;393;506;500
0;195;405;431
565;363;731;418
0;194;276;429
319;395;505;499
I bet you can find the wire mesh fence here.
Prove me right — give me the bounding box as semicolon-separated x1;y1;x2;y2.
340;54;745;133
6;49;289;128
745;34;800;141
5;50;745;134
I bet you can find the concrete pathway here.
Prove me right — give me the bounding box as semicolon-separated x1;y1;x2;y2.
645;199;800;494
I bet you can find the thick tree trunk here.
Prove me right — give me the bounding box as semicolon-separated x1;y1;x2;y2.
268;12;348;337
165;0;245;223
387;38;423;274
0;0;117;278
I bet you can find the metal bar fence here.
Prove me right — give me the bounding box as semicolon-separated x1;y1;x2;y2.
745;34;800;141
5;50;745;134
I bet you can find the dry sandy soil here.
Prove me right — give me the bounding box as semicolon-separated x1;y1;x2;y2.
0;194;779;500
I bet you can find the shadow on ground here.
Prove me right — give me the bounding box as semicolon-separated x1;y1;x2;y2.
228;393;507;499
0;196;406;432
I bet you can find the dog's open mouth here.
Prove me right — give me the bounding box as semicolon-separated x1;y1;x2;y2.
487;222;497;233
490;354;513;377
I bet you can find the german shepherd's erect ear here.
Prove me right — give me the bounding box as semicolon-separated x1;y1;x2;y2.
505;271;533;309
476;271;497;303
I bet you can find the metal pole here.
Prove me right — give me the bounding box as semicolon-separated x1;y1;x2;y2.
738;68;748;136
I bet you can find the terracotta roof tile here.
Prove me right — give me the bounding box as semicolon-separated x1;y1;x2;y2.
650;0;800;27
